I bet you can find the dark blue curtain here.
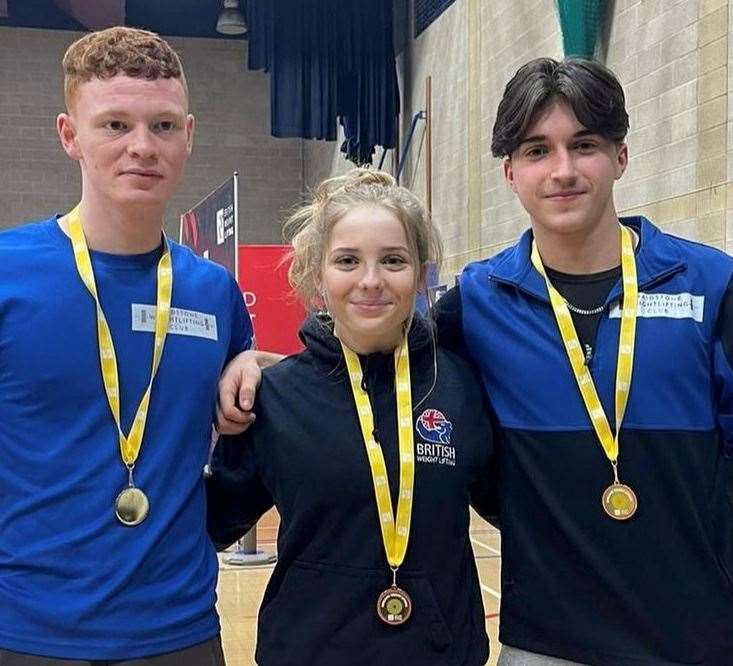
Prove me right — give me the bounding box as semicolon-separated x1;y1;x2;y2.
245;0;399;165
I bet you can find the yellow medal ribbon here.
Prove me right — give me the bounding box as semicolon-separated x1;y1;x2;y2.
67;205;172;474
531;225;639;518
342;337;414;570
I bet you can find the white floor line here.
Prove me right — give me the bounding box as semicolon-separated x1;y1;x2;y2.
480;582;501;600
470;536;501;556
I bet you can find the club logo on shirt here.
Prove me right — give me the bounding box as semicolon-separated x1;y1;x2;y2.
609;292;705;322
416;409;455;467
132;304;218;340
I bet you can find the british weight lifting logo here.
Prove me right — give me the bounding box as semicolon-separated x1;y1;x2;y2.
415;409;456;467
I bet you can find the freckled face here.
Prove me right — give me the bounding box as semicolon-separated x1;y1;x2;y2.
57;74;194;212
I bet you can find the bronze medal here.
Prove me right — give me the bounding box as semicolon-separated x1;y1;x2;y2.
376;586;412;626
602;483;637;520
115;486;150;526
343;340;417;626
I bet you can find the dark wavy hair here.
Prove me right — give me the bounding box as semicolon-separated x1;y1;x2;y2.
491;57;629;157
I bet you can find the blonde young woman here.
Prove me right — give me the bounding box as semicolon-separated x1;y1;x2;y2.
207;169;496;665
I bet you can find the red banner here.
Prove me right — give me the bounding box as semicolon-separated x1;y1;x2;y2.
238;245;306;355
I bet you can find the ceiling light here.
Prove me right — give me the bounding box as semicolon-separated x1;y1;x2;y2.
216;0;247;35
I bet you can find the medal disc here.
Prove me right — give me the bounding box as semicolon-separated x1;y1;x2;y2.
602;483;637;520
376;586;412;625
115;487;150;526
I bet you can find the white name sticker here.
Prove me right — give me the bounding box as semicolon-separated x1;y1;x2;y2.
609;292;704;322
132;304;218;340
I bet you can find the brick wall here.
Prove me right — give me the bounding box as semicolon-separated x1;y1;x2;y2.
304;0;733;278
0;27;303;244
728;0;733;252
400;0;470;270
611;0;729;252
0;28;74;229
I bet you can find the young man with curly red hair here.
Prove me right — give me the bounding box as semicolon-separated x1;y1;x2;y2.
0;27;252;665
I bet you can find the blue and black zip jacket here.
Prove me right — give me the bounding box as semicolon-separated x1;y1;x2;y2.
206;315;497;666
435;216;733;665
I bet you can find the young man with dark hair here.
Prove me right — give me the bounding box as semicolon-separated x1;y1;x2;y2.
0;27;251;664
217;57;733;664
437;57;733;665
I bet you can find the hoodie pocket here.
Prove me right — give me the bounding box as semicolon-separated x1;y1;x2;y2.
257;559;454;665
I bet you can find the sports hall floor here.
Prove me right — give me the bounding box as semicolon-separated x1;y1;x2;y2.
216;511;501;665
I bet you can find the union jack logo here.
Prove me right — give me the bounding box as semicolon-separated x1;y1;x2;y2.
416;409;453;445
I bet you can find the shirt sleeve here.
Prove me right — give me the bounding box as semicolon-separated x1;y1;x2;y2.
227;275;254;361
710;274;733;573
205;428;274;551
465;366;499;527
432;286;470;361
435;289;498;521
714;275;733;453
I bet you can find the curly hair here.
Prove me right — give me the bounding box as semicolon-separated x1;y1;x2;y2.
284;169;442;309
63;26;187;109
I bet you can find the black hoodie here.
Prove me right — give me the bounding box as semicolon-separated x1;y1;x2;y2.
207;314;497;665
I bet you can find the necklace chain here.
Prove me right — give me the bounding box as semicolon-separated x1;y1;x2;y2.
553;225;639;318
564;300;605;316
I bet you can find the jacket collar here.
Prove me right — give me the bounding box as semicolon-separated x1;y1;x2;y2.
299;312;434;371
485;216;687;303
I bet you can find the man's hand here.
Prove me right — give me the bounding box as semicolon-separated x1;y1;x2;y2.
217;350;285;434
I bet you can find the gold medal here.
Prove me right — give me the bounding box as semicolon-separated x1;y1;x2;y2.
602;483;637;520
376;586;412;626
115;486;149;526
67;205;172;525
532;226;639;521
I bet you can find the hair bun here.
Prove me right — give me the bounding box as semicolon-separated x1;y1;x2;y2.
344;168;396;188
313;168;396;201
